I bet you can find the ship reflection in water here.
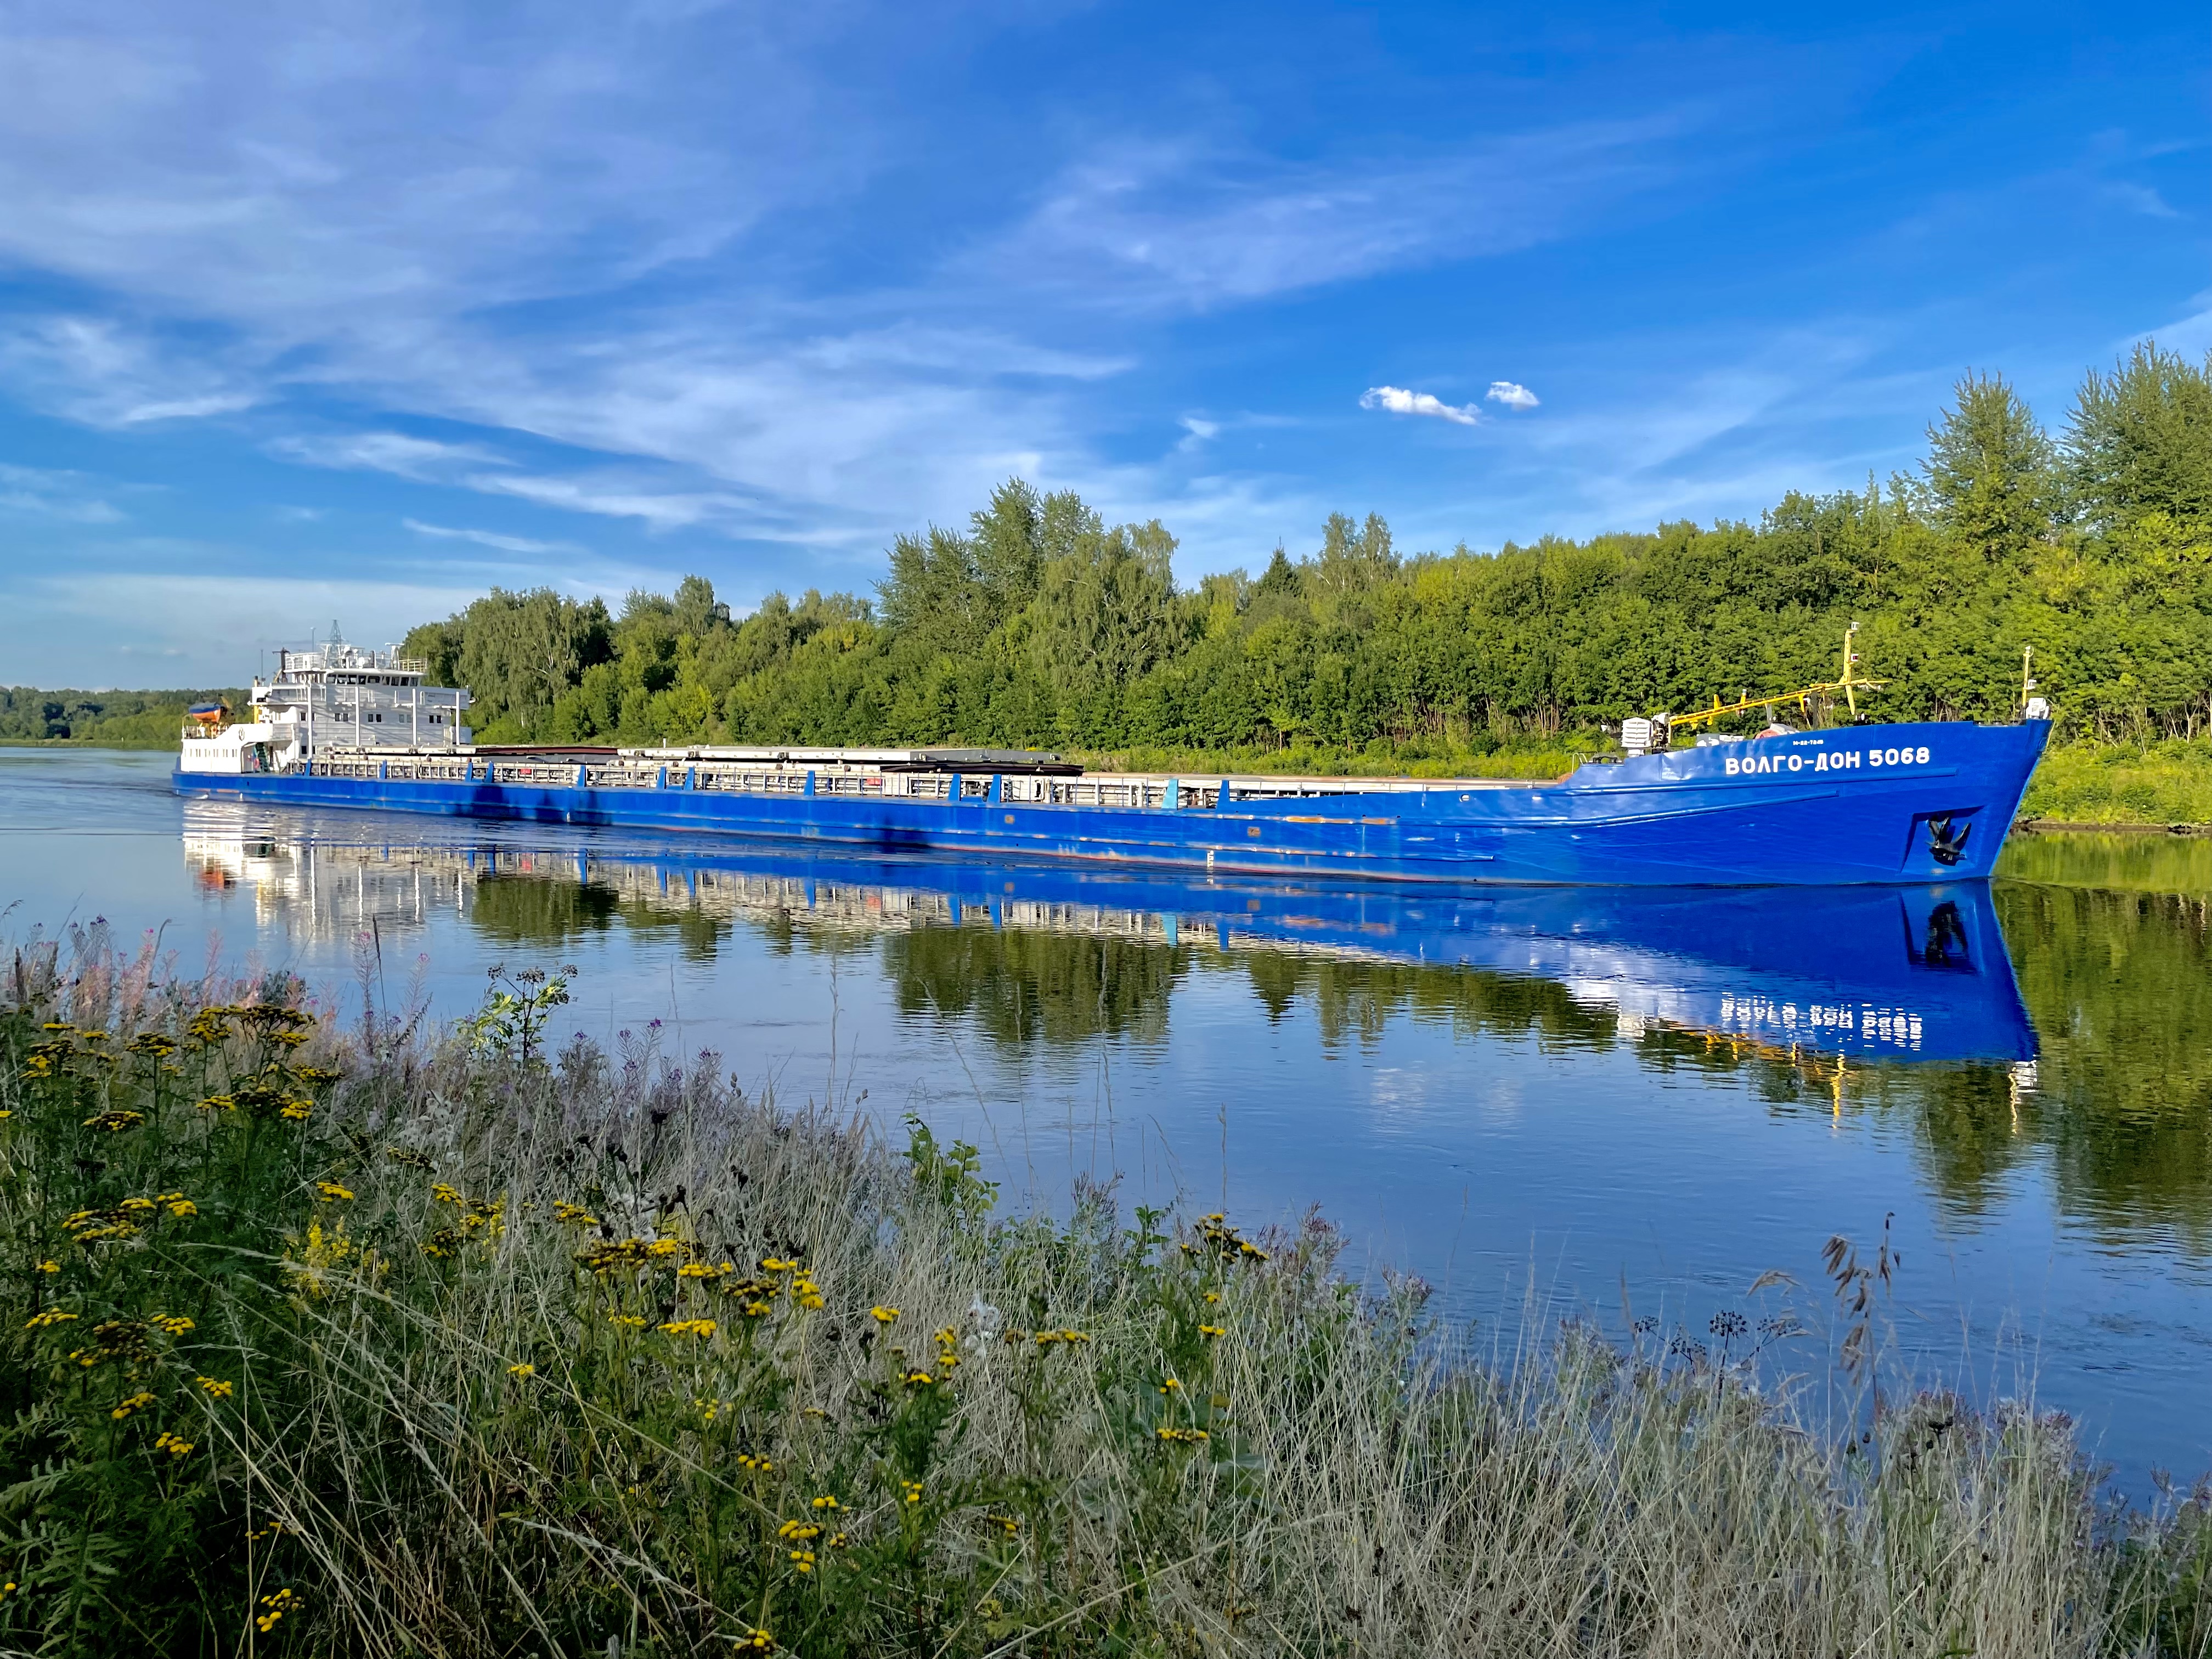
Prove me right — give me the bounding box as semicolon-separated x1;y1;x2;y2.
182;812;2034;1071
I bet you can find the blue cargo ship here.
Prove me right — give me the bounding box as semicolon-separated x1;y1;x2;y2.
174;639;2051;886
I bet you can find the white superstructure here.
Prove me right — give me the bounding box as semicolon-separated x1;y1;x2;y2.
178;631;472;775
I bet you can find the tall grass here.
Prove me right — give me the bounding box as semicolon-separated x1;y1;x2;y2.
2022;740;2212;827
4;927;2210;1657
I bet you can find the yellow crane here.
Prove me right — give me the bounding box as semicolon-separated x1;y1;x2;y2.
1661;626;1886;736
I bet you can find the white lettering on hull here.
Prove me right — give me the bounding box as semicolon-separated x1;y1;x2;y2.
1724;745;1929;778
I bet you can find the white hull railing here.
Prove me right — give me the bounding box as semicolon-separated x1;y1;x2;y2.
304;749;1527;806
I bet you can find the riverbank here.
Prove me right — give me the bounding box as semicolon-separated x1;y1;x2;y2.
6;941;2210;1657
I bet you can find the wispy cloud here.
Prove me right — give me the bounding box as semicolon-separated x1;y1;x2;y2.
0;317;261;427
0;462;125;523
1486;381;1541;411
271;431;509;483
403;518;576;556
1361;386;1480;426
989;117;1687;311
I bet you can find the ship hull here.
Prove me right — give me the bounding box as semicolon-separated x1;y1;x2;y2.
174;719;2049;887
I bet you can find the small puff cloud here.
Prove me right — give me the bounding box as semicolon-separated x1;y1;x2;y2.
1360;386;1480;426
1486;381;1540;410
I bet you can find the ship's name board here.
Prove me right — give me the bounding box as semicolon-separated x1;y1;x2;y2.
1723;744;1931;778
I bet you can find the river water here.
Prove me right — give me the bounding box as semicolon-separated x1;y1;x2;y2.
5;748;2208;1485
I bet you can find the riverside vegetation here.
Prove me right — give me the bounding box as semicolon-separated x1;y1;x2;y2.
6;926;2212;1658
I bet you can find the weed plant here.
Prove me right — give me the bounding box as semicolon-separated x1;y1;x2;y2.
4;927;2210;1657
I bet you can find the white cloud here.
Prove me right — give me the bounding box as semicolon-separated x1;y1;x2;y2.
461;470;754;533
0;315;262;427
0;462;125;523
1486;381;1541;411
270;431;508;482
0;566;491;686
403;518;575;555
990;116;1686;311
1361;386;1481;426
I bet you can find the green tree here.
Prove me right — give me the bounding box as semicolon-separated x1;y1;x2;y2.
1921;371;2057;561
2066;341;2212;532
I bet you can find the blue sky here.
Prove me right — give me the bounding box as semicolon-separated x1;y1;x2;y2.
0;0;2205;688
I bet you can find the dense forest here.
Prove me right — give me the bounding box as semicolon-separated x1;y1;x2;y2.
404;342;2212;761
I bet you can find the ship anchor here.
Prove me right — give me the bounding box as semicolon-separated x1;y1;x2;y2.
1927;815;1971;867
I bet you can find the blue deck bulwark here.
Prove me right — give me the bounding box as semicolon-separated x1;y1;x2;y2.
176;718;2050;887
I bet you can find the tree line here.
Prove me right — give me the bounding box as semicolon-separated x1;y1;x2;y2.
404;340;2212;756
0;688;243;748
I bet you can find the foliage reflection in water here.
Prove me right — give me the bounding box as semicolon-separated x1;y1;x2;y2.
5;749;2209;1482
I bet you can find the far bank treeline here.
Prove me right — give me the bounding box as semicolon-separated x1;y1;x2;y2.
405;343;2212;758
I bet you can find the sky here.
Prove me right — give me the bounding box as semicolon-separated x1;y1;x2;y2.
0;0;2205;689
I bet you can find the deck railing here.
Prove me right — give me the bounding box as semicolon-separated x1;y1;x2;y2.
307;752;1517;805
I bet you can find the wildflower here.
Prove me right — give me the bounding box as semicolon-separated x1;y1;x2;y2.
1204;1291;1221;1304
161;1193;197;1218
154;1430;195;1457
41;1021;75;1033
677;1261;727;1279
732;1629;774;1652
741;1300;773;1318
871;1305;900;1323
988;1513;1019;1534
111;1390;157;1420
695;1397;723;1421
1035;1328;1092;1347
788;1550;815;1572
126;1031;177;1058
196;1094;238;1113
81;1109;146;1132
802;1406;829;1419
36;1260;58;1274
737;1453;774;1472
24;1308;77;1329
421;1227;460;1259
151;1314;194;1336
903;1370;937;1387
431;1183;462;1205
607;1313;647;1328
1156;1426;1210;1444
828;1532;850;1549
659;1318;717;1339
196;1376;234;1398
507;1363;537;1379
901;1480;924;1504
1159;1376;1183;1393
810;1494;840;1510
1198;1324;1227;1339
777;1520;822;1541
385;1145;434;1171
759;1256;799;1272
315;1181;354;1203
791;1276;825;1310
646;1238;686;1259
551;1200;599;1225
255;1587;296;1632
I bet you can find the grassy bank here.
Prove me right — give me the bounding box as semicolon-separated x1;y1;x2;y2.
7;939;2211;1656
2020;738;2212;828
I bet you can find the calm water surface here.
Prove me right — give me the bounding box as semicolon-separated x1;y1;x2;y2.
5;749;2209;1482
